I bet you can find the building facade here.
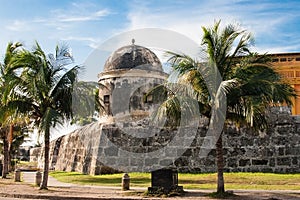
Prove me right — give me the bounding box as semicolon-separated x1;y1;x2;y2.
270;52;300;115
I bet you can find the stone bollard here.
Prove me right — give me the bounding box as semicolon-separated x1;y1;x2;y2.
35;171;42;186
14;169;21;182
122;173;130;190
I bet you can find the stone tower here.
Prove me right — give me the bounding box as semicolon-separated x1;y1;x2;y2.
98;40;168;121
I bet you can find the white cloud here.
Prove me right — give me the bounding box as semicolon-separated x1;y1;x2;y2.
125;1;300;54
61;36;101;49
57;9;110;22
62;36;98;43
5;20;32;32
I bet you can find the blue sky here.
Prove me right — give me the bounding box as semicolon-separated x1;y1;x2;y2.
1;0;300;81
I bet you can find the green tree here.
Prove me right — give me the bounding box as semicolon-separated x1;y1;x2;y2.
7;42;80;189
153;21;296;194
0;42;25;178
71;81;100;126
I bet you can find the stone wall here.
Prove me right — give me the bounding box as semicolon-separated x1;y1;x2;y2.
179;109;300;173
30;147;41;163
33;108;300;174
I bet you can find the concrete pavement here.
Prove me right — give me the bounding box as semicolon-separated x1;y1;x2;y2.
22;171;75;187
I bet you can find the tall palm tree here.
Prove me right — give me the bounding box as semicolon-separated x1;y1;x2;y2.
152;21;296;194
7;42;80;189
0;42;23;178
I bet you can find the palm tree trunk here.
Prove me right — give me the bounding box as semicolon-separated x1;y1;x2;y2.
40;126;50;189
2;132;9;178
216;133;225;193
8;124;13;172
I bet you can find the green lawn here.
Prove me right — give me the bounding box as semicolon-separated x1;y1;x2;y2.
50;171;300;190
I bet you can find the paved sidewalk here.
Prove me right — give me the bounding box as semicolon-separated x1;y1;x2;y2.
22;171;76;187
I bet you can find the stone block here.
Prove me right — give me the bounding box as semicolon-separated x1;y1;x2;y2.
177;148;187;157
104;146;119;156
159;159;173;166
239;159;250;167
258;148;274;157
203;157;215;166
229;147;245;157
286;167;299;173
227;158;237;168
240;137;254;146
277;157;291;166
174;157;189;167
278;147;285;156
164;147;177;157
273;136;288;146
277;125;294;135
252;159;268;165
118;157;129;166
292;157;299;165
269;158;275;167
130;146;146;153
274;168;286;173
106;157;117;166
207;149;216;157
261;168;273;173
145;158;159;166
182;149;193;157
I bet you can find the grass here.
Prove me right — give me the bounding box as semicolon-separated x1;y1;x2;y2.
50;171;151;187
179;172;300;190
50;171;300;190
15;161;39;171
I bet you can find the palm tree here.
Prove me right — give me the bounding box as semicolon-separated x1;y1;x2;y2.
71;81;101;126
152;21;296;194
0;42;24;178
7;42;80;189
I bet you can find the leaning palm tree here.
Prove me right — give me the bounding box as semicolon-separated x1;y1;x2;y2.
7;42;80;189
152;21;296;195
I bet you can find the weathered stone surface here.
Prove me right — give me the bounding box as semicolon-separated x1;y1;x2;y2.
32;108;300;174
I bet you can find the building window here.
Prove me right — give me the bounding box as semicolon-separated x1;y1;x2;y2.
272;58;279;62
281;71;294;78
280;57;287;62
296;57;300;61
104;95;110;104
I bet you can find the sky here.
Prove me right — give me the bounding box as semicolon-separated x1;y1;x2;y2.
1;0;300;82
1;0;300;143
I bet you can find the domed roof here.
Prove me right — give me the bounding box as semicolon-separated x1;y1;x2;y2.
104;40;163;72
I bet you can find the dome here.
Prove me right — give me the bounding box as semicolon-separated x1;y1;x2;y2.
104;40;163;72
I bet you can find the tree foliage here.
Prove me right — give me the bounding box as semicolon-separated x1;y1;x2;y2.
151;20;296;194
6;41;80;189
0;42;28;178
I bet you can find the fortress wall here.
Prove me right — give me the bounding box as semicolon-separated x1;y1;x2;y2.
33;109;300;174
178;110;300;173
